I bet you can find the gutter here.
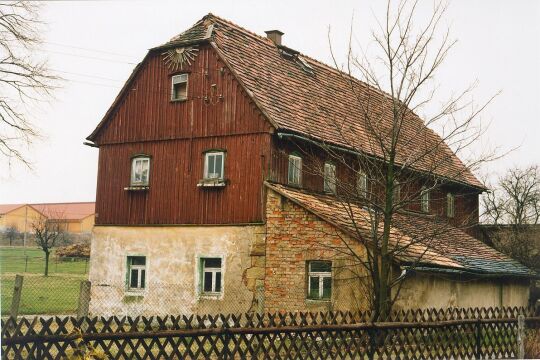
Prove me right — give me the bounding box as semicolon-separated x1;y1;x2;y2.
276;132;487;192
404;265;540;280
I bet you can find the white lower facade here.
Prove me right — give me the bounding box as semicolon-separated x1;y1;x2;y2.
88;225;264;316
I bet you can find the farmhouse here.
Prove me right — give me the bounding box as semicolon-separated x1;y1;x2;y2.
86;14;535;315
0;202;95;234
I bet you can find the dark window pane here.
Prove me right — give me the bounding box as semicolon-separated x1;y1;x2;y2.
215;272;222;292
310;261;331;273
203;271;213;292
322;277;332;299
309;276;319;299
204;258;221;268
130;269;138;288
288;159;295;183
130;256;146;266
215;155;223;177
208;156;215;176
140;270;146;289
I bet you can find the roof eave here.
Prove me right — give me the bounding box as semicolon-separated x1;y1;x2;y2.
405;265;539;279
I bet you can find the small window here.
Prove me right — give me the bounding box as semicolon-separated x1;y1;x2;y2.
357;171;368;198
127;256;146;290
420;187;430;213
131;156;150;186
307;261;332;300
288;154;302;186
323;162;336;194
171;74;188;101
200;257;223;294
447;193;455;218
393;180;401;204
204;152;225;180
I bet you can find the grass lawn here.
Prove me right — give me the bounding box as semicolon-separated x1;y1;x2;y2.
0;247;88;315
0;247;88;275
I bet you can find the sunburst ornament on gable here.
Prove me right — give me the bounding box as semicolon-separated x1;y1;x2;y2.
162;46;199;71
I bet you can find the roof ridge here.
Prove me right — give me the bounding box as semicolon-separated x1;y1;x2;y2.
205;13;274;46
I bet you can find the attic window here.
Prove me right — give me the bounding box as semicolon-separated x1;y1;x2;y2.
171;74;188;101
296;56;314;75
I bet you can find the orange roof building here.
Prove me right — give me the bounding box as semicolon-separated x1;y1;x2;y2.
0;202;95;234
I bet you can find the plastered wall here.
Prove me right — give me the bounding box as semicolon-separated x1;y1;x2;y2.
89;224;264;316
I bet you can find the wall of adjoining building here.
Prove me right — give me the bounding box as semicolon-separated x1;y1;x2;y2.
264;188;369;313
264;188;531;312
395;273;530;309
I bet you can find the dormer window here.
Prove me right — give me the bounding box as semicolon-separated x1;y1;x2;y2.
131;156;150;186
288;154;302;186
204;151;225;180
171;74;188;101
323;162;336;194
420;187;430;213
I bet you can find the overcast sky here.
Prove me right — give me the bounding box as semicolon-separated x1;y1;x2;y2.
1;0;539;204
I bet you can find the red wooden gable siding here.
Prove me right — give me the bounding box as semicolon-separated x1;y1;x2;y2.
94;44;273;225
94;45;271;145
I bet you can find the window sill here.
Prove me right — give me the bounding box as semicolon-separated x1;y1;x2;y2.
124;185;149;191
306;298;331;304
199;292;223;300
197;179;227;188
170;98;188;103
125;289;146;297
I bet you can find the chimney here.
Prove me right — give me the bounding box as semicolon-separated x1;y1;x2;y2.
265;30;284;46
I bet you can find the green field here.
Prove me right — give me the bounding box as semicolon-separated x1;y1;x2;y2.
0;247;88;315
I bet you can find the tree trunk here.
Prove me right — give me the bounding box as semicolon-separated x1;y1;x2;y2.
44;250;50;277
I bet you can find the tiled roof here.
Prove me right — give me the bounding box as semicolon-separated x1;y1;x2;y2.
0;204;25;215
266;182;534;278
160;14;484;189
30;202;95;221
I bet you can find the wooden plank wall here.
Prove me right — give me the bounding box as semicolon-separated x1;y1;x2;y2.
94;44;273;225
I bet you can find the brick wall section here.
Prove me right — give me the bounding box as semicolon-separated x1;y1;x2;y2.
264;188;367;313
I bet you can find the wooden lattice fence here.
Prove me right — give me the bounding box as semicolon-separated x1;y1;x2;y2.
2;307;539;359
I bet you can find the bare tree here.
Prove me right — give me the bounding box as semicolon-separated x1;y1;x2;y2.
0;1;58;167
286;0;498;322
2;224;19;246
31;212;64;276
481;165;539;269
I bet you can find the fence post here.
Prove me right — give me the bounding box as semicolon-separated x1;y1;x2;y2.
256;280;265;315
24;256;28;272
475;319;482;359
10;275;24;319
517;314;525;359
77;280;91;319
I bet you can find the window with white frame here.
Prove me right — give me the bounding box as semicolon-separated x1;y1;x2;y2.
288;154;302;186
131;156;150;186
323;162;336;194
204;151;225;180
127;256;146;290
420;187;430;212
357;171;368;198
200;257;223;295
447;193;455;218
393;180;401;204
171;74;188;101
307;261;332;300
